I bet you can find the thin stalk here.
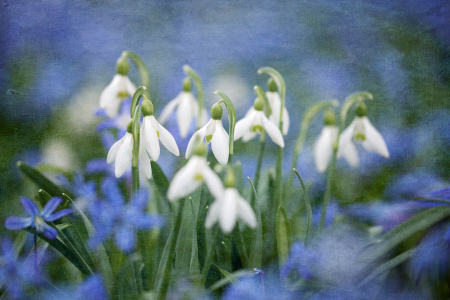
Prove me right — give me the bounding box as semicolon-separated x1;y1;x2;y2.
183;65;204;130
253;132;266;191
156;199;186;300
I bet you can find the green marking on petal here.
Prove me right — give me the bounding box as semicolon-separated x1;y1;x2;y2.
194;174;203;181
252;125;263;133
205;134;213;143
157;131;160;139
354;133;366;141
117;91;129;99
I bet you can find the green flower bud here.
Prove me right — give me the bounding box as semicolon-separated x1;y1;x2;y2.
141;98;154;116
182;77;192;92
116;56;130;76
211;103;223;120
127;120;133;133
224;167;236;188
194;141;208;157
355;102;367;117
267;78;278;92
324;109;337;126
253;97;264;111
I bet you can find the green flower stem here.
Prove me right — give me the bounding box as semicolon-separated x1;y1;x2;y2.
319;92;373;231
257;67;286;209
284;100;339;199
253;132;266;194
156;199;186;300
293;169;313;244
131;105;141;194
130;86;147;118
215;90;237;165
122;51;150;100
183;65;204;130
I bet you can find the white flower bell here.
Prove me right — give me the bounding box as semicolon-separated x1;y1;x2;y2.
314;110;338;173
234;98;284;147
337;103;389;167
205;169;256;234
266;78;289;135
107;121;134;178
99;56;137;118
159;77;208;138
186;103;229;165
167;144;224;201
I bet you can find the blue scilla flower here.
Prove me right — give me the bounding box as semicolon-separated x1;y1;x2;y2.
281;242;316;280
5;197;72;240
38;274;108;300
0;238;46;299
96;98;132;138
88;178;164;253
57;171;97;212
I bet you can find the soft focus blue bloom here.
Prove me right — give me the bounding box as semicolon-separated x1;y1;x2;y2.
384;171;448;200
57;171;97;212
39;274;108;300
96;98;132;138
0;238;46;299
5;197;72;240
88;178;164;253
312;200;340;228
281;242;316;279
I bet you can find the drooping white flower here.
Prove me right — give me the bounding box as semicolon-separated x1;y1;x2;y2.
186;103;229;165
234;98;284;147
159;82;208;138
99;74;137;119
167;155;224;201
314;125;338;173
266;91;289;135
107;130;134;178
338;116;389;167
205;187;257;234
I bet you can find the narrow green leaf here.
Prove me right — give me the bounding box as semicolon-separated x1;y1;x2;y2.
17;161;68;197
360;206;450;262
293;169;313;244
233;162;244;195
232;228;249;268
175;196;198;275
358;249;415;288
150;161;170;199
13;231;28;258
248;177;262;269
209;269;251;291
276;206;291;268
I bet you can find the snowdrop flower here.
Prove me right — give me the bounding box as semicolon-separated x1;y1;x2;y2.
234;98;284;147
167;143;224;201
314;110;338;173
107;121;134;178
186;103;229;165
139;98;180;178
205;168;256;234
337;103;389;167
99;56;137;118
5;197;72;240
266;78;289;135
159;77;207;138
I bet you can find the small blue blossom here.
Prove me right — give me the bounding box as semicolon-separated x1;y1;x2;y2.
96;98;131;138
88;177;164;253
281;242;316;280
39;274;108;300
0;238;46;299
57;171;97;212
5;197;72;240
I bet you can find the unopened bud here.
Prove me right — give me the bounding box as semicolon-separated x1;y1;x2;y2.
211;103;223;120
116;56;130;76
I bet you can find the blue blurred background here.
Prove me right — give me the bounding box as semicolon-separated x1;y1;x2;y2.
1;0;450;220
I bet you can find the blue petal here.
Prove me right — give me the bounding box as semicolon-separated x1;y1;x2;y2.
41;223;58;240
41;197;63;218
46;209;73;222
77;275;108;300
115;226;135;253
101;177;124;206
86;159;111;174
130;188;149;210
96;119;117;132
20;197;40;216
5;216;33;230
129;214;165;229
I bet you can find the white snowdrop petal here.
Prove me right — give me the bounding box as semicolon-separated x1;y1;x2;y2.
124;76;137;96
143;117;160;161
338;122;359;167
242;131;257;142
237;196;257;228
234;115;254;140
167;158;201;201
185;121;209;159
202;163;224;199
177;92;194;138
205;120;216;140
155;119;180;156
205;200;221;229
139;139;152;179
361;117;389;158
159;96;180;124
115;134;133;178
282;106;290;135
107;135;125;164
314;126;337;173
263;116;285;147
211;120;229;165
220;191;237;234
